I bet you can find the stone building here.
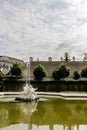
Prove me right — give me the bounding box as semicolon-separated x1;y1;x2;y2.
0;55;87;78
30;61;85;79
0;55;24;75
29;56;87;79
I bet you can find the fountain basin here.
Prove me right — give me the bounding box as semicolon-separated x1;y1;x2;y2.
15;96;39;102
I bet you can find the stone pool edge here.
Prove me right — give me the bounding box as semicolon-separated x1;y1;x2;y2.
1;91;87;100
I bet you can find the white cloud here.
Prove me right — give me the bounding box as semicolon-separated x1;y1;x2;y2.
0;0;87;61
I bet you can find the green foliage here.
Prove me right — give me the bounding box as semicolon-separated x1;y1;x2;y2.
64;52;70;61
33;64;47;80
73;71;80;80
0;70;4;81
11;62;23;77
81;64;87;78
52;63;70;80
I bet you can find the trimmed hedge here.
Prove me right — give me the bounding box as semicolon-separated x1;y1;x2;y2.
31;80;87;92
1;79;87;92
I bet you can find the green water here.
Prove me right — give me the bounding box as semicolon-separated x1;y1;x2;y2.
0;98;87;130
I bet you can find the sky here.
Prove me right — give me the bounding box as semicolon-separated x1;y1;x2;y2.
0;0;87;61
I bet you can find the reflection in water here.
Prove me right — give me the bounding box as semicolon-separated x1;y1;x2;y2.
0;100;38;130
1;98;87;130
30;99;87;130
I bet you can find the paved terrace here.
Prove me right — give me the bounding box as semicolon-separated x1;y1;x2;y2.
1;92;87;100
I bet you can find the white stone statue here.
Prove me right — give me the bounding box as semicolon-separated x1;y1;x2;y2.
22;83;37;100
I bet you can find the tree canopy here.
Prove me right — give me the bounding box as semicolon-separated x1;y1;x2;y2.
52;63;70;80
64;52;70;61
33;64;47;80
80;64;87;78
73;71;80;80
0;70;4;81
11;62;23;77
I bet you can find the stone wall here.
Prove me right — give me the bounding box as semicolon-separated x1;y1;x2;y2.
28;61;86;79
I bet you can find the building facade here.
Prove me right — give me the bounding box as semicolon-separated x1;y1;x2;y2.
0;55;87;78
0;55;24;75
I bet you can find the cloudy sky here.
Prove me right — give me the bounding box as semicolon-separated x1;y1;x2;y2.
0;0;87;61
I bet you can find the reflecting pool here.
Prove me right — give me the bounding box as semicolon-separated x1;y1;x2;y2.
0;97;87;130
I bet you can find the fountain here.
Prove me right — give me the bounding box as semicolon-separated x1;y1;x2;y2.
15;83;39;102
15;59;39;102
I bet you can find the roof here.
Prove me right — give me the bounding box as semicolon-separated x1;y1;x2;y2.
0;55;24;63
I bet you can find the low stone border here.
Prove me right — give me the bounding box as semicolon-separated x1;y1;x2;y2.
1;92;87;100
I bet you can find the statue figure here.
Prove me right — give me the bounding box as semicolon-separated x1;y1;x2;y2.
15;84;38;102
22;84;37;100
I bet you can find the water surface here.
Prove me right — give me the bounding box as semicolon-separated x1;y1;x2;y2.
0;97;87;130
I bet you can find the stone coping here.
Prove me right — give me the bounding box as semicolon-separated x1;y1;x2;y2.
1;92;87;100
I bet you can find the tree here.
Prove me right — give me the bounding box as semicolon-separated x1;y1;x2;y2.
11;62;23;77
80;64;87;78
52;63;70;80
64;52;70;61
73;71;80;80
0;70;4;81
72;56;75;61
33;64;47;80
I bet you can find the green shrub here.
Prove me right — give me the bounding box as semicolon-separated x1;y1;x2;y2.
81;64;87;78
0;70;4;81
52;63;70;80
11;62;23;77
33;64;47;80
73;71;80;80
